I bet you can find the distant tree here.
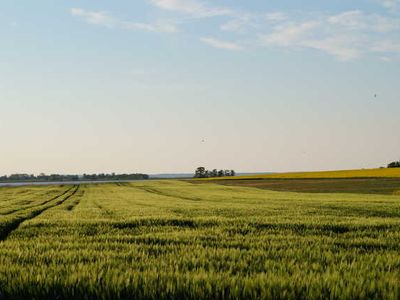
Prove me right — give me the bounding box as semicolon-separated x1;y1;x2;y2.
194;167;236;178
194;167;207;178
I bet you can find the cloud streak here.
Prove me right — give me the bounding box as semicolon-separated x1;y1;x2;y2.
200;37;242;51
261;10;400;60
150;0;233;18
70;8;115;27
377;0;399;9
70;8;177;33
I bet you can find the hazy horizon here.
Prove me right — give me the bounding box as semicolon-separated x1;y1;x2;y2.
1;0;399;175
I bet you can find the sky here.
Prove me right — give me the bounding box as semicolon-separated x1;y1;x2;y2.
1;0;400;175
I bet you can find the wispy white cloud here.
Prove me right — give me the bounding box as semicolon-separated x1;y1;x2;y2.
148;0;400;59
370;40;400;52
303;37;362;61
328;10;366;29
220;16;253;33
220;12;287;34
200;37;242;51
70;8;115;27
71;3;400;60
150;0;233;18
70;8;177;33
377;0;399;9
380;56;393;61
261;10;400;60
260;21;361;61
262;21;319;47
121;21;177;33
328;10;400;32
265;12;287;22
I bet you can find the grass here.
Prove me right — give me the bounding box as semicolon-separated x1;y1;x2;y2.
1;181;400;299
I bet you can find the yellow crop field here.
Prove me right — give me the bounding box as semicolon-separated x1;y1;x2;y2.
207;168;400;180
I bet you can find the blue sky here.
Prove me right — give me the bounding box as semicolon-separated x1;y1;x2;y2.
0;0;399;174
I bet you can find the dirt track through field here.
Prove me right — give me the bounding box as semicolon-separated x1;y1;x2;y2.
0;185;80;241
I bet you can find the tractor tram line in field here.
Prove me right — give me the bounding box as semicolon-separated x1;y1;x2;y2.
93;199;115;216
0;185;80;242
130;185;202;202
0;185;76;216
65;188;85;212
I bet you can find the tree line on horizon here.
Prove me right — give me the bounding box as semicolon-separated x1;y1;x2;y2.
387;160;400;168
0;173;149;183
194;167;235;178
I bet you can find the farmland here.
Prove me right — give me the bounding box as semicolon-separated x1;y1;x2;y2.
197;178;400;195
207;168;400;180
195;168;400;195
1;180;400;299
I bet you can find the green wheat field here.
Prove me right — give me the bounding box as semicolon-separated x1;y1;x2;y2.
1;180;400;299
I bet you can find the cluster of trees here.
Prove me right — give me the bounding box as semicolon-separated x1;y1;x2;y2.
0;173;149;183
387;161;400;168
194;167;235;178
